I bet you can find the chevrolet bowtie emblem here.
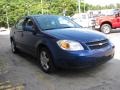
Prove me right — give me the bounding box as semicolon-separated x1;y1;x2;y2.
98;43;103;45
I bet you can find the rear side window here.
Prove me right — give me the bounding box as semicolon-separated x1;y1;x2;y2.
15;19;24;30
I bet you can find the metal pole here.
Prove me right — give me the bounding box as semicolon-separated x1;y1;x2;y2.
27;4;30;15
78;0;81;13
5;6;9;30
41;0;43;14
25;3;30;15
84;0;86;13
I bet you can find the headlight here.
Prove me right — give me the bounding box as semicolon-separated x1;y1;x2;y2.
57;40;84;51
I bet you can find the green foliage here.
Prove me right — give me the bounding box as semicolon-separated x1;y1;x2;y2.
0;0;118;27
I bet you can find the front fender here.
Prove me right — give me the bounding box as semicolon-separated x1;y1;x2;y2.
35;37;59;60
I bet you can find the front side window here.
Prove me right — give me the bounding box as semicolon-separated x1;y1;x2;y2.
25;19;34;27
24;19;34;30
35;15;81;30
15;19;24;30
21;18;36;32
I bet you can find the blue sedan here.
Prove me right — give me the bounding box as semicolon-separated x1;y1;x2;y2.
10;15;115;73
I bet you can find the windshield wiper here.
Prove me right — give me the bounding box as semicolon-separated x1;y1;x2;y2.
44;27;73;30
62;27;73;28
44;27;60;30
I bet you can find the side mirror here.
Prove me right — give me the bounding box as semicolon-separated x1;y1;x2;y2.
115;13;119;18
24;26;34;32
24;26;38;35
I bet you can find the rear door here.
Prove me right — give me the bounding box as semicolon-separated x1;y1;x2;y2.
14;18;24;49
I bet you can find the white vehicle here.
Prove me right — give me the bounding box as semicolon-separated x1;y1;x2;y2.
0;27;8;32
72;13;95;28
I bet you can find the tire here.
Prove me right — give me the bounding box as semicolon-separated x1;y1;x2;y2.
11;40;18;53
101;24;111;34
38;47;56;73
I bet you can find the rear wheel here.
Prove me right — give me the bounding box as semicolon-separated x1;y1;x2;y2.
101;24;111;34
39;47;56;73
11;40;18;53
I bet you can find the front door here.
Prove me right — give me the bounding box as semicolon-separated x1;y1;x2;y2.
116;15;120;28
113;13;120;28
22;18;40;55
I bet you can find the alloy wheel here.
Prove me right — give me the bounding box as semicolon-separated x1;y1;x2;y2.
101;24;111;34
40;51;50;71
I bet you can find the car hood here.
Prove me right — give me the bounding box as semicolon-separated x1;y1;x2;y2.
44;28;107;43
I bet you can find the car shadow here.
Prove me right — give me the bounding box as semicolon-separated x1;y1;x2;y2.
111;29;120;33
91;28;120;34
15;51;40;67
55;63;110;78
13;50;120;78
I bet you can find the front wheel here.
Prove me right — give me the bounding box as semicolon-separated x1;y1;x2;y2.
39;48;56;73
101;24;111;34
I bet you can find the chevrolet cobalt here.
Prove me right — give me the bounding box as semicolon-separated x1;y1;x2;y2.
10;15;115;73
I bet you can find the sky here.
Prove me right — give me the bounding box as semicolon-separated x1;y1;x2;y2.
85;0;120;6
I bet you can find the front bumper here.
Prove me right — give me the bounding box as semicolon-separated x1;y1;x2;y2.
54;45;114;68
94;23;101;30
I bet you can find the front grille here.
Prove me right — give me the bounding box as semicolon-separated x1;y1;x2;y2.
86;39;109;50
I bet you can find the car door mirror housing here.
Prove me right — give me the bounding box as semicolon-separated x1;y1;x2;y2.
115;13;120;18
24;26;34;32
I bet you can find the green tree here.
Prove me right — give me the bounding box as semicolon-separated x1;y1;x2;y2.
0;0;118;27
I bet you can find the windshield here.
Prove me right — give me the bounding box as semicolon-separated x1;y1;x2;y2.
35;15;81;30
